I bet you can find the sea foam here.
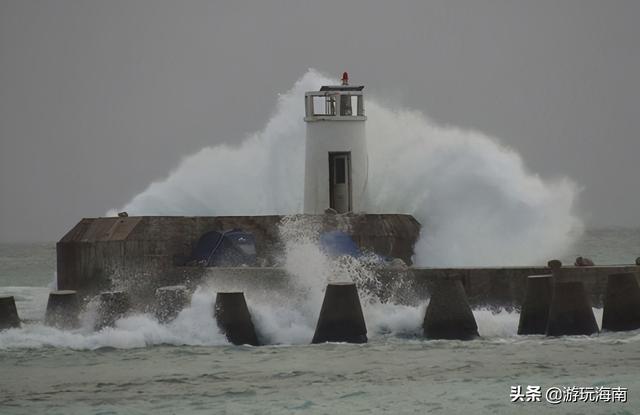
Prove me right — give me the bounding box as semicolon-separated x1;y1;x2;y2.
110;69;582;266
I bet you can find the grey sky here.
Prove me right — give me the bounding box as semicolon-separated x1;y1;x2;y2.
1;0;639;242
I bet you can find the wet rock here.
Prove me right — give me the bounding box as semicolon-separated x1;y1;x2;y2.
574;256;594;266
547;259;562;270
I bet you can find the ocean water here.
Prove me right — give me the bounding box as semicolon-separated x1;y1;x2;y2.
1;228;640;414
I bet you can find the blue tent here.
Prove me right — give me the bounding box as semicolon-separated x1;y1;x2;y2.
188;229;257;267
319;230;393;264
319;230;362;258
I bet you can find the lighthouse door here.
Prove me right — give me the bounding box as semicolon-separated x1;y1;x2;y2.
329;152;351;213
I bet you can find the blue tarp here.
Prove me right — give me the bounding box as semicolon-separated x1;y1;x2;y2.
319;230;362;258
189;229;257;267
319;230;393;264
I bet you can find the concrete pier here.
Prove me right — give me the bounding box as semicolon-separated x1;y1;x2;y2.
54;215;640;312
155;285;189;323
546;281;598;336
517;275;553;335
423;278;479;340
56;215;420;302
95;291;130;330
0;296;20;330
45;290;80;329
312;282;367;344
602;273;640;332
214;292;259;346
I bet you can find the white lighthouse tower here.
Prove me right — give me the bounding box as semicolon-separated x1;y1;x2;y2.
303;72;367;214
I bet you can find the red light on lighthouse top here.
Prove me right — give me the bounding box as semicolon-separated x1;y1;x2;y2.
341;72;349;85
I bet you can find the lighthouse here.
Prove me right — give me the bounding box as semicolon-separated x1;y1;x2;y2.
303;72;367;214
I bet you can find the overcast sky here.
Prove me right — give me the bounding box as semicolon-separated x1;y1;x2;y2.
1;0;639;242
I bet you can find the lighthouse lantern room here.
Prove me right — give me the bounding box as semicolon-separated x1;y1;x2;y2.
303;72;368;214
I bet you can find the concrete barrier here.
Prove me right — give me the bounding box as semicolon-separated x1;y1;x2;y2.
155;285;189;323
602;273;640;332
0;296;20;330
214;292;259;346
423;278;479;340
546;281;598;336
312;282;367;344
95;291;130;331
517;275;553;335
45;290;80;329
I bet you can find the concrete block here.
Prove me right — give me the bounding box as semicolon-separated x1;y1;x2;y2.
155;285;189;323
0;296;20;330
95;291;130;330
602;273;640;332
517;275;553;335
423;278;479;340
546;281;598;336
312;282;367;344
45;290;80;329
214;292;259;346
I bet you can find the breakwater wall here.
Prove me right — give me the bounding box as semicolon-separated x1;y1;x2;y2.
410;266;640;309
182;265;639;310
56;216;639;309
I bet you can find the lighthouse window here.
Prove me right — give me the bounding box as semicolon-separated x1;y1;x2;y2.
312;97;324;115
335;158;346;184
306;92;363;118
340;95;353;116
357;95;364;116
